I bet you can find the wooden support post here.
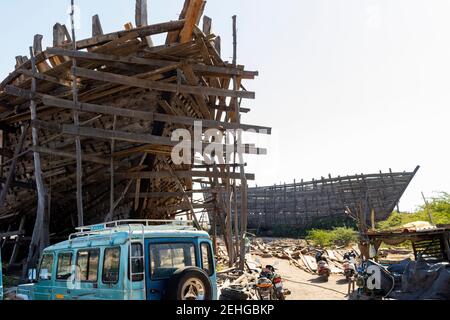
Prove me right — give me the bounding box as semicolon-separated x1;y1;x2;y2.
9;215;26;267
25;46;48;276
167;165;202;230
71;0;84;227
225;171;234;267
53;23;66;47
0;125;28;208
203;16;212;35
33;35;43;53
109;116;117;220
135;0;154;47
92;14;104;36
214;36;221;57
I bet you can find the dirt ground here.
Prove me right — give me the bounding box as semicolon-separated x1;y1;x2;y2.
258;256;352;300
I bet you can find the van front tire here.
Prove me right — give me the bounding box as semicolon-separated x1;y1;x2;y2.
165;267;213;301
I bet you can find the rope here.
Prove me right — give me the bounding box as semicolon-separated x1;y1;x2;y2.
283;277;348;296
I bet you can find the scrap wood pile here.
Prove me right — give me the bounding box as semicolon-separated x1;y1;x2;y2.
250;238;361;274
0;0;270;272
217;267;259;300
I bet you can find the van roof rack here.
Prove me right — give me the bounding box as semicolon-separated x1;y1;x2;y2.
69;219;196;240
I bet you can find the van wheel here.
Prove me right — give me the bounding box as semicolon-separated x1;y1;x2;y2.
166;267;213;301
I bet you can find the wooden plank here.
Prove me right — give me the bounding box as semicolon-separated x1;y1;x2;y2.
73;67;255;99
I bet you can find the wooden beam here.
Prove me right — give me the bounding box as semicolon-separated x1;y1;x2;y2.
17;69;72;87
131;189;218;198
166;0;191;44
32;146;112;165
114;170;255;181
180;0;204;43
73;67;255;99
38;93;270;133
31;120;267;155
46;47;258;79
62;20;185;50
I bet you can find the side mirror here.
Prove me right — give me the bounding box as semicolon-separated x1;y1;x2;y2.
28;269;37;283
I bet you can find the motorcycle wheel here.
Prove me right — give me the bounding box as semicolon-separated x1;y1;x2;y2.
277;292;286;300
257;290;271;300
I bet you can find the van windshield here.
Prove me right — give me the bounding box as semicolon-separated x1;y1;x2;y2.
150;243;196;280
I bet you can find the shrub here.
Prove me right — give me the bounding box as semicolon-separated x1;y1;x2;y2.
331;227;358;246
377;192;450;230
306;227;358;248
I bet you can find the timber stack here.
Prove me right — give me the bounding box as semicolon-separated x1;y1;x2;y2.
0;0;270;274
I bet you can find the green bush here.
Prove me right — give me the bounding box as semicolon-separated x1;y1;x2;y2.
306;227;357;248
377;192;450;230
332;227;358;246
306;229;334;247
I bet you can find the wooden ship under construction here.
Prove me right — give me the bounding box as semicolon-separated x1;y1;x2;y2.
240;167;420;235
0;0;271;273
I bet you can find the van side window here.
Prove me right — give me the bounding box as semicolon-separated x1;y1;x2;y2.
150;243;196;280
56;252;73;280
200;243;213;276
39;253;54;281
103;247;120;284
128;243;144;281
76;249;99;282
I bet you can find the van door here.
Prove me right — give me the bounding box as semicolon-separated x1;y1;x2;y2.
145;238;197;300
34;252;55;300
52;252;74;300
71;249;100;300
0;249;3;300
97;247;123;300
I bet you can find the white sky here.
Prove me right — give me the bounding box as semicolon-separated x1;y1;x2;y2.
1;0;449;212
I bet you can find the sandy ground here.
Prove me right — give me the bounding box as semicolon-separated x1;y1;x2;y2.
258;256;352;300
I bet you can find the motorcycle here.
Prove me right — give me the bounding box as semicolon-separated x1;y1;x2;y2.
256;265;286;300
343;251;357;281
315;251;331;281
343;260;356;281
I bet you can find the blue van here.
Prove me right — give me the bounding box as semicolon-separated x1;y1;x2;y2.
16;220;217;300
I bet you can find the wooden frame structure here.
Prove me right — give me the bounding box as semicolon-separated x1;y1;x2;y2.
0;0;270;272
241;167;419;235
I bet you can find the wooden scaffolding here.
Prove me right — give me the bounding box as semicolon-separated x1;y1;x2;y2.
0;0;270;273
